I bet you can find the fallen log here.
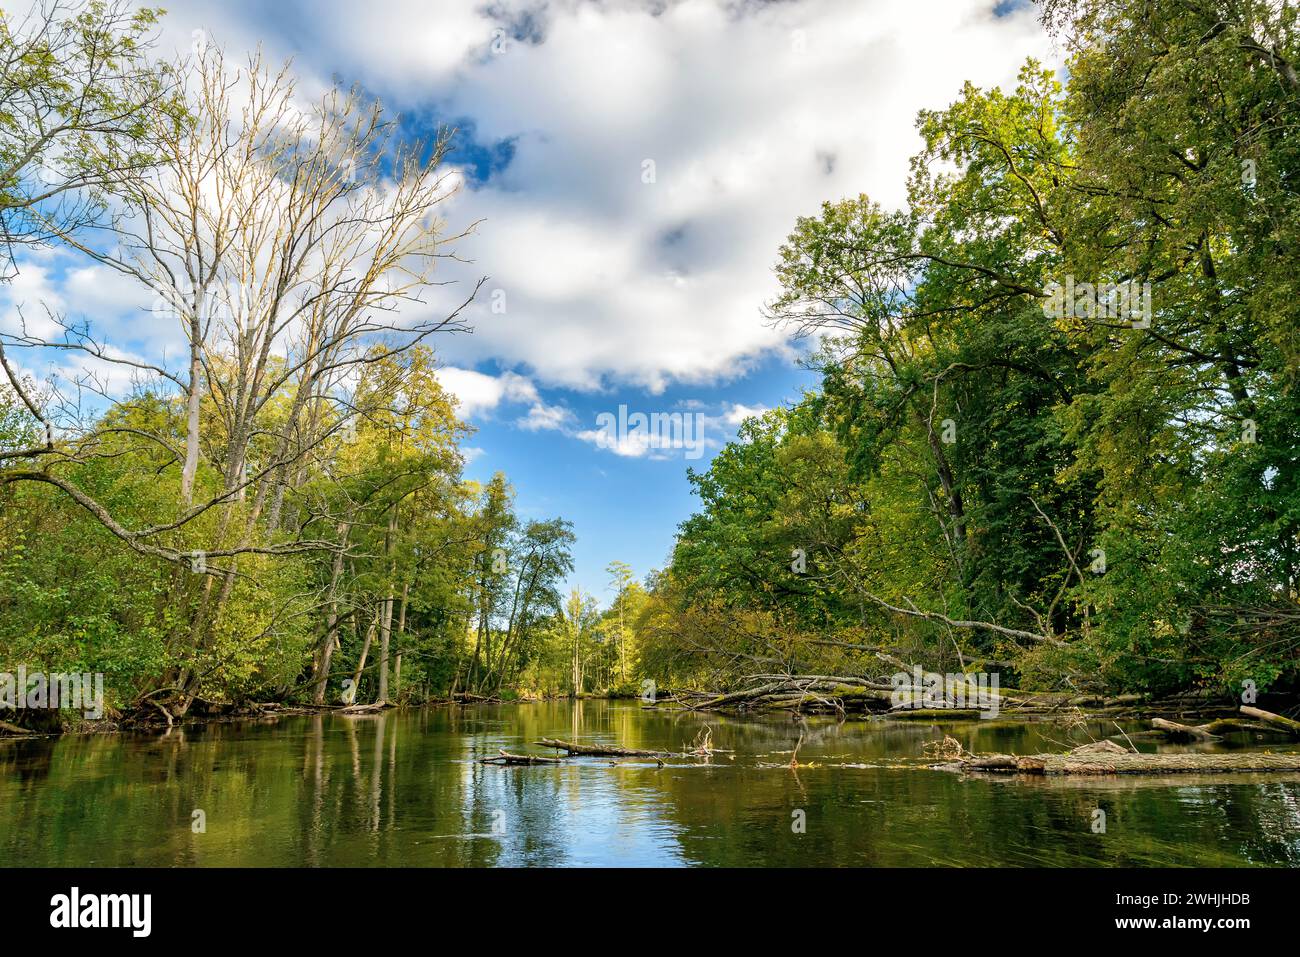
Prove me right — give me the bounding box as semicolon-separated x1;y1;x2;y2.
885;708;985;720
1151;717;1222;742
947;750;1300;775
962;754;1020;770
536;738;670;757
339;701;396;715
1071;739;1130;755
480;748;565;766
1197;718;1293;736
1239;706;1300;737
453;692;503;704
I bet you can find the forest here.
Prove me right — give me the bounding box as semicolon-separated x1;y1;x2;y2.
2;0;1298;730
0;1;646;724
634;0;1300;707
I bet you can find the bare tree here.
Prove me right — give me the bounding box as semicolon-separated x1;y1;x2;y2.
2;33;483;713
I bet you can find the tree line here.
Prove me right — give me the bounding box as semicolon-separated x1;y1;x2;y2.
635;0;1300;700
0;1;646;722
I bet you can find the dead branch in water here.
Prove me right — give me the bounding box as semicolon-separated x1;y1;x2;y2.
1239;706;1300;737
480;749;565;766
536;738;670;757
938;738;1300;776
1150;717;1222;742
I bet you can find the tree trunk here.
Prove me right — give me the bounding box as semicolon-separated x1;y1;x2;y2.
312;520;350;704
1240;706;1300;737
179;317;202;504
377;594;393;704
350;611;377;701
376;508;398;704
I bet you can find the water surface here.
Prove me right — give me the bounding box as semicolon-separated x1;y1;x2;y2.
2;701;1298;866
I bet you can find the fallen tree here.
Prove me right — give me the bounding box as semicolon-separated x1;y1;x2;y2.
536;738;670;757
642;673;1288;727
1239;706;1300;737
661;674;1013;716
940;738;1300;776
479;749;565;766
1150;717;1222;742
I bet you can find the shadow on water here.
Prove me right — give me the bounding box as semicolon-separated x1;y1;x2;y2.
1;700;1298;866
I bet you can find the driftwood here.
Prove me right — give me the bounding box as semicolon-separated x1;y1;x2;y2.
1240;706;1300;737
536;738;670;757
480;748;565;766
945;749;1300;776
0;720;37;736
1071;739;1130;755
339;701;396;715
668;674;1015;717
453;691;504;704
645;673;1220;719
1150;717;1222;742
684;725;732;758
646;674;1289;727
885;708;985;720
1199;718;1291;736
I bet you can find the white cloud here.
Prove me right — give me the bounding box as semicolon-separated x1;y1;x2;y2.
575;425;659;458
517;402;574;431
376;0;1053;390
0;260;65;340
435;365;572;431
723;402;768;427
13;0;1057;398
434;366;538;416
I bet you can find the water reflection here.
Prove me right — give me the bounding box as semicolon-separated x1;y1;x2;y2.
1;701;1298;867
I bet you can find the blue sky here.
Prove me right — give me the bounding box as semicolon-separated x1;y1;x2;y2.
1;0;1057;605
455;353;821;600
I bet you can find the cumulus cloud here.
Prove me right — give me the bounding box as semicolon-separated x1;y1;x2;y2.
572;400;762;460
435;365;572;431
723;402;769;426
517;401;575;431
79;0;1055;396
574;425;661;459
434;367;539;416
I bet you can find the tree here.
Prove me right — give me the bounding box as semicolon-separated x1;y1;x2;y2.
0;11;504;718
656;0;1300;695
0;0;176;268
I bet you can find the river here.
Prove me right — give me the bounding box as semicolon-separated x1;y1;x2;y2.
2;701;1298;866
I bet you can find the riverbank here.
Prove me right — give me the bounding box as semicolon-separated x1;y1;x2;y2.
4;700;1300;867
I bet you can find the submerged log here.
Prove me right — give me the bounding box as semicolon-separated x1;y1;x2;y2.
536;738;670;757
480;748;565;765
1198;718;1293;736
1239;706;1300;737
885;708;985;720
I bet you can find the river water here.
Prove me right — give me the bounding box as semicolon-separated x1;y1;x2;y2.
2;700;1298;866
